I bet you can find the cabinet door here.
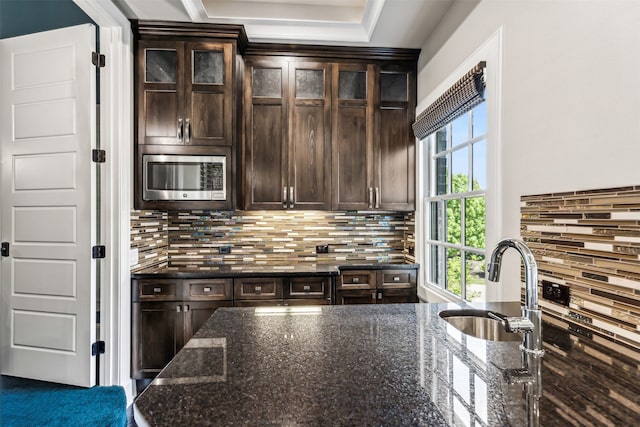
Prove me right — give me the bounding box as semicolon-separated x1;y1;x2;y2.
131;302;183;379
335;289;377;305
184;42;233;146
374;65;416;211
288;62;332;209
244;60;288;209
183;300;233;343
332;63;374;210
137;41;184;145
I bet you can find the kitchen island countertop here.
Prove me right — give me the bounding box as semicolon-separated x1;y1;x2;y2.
133;302;640;426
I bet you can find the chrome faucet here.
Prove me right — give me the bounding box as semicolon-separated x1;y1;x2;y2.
487;238;544;356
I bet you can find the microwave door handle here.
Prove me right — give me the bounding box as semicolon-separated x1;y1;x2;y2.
177;118;183;142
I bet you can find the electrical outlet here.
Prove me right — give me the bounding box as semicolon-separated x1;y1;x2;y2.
542;281;569;306
316;245;329;254
219;246;232;254
129;248;139;267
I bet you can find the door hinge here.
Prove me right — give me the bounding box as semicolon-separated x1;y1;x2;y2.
92;245;106;259
92;341;105;356
92;149;106;163
92;52;105;68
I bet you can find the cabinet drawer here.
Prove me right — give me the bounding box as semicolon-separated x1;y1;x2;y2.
285;277;328;298
185;279;233;301
234;278;283;300
380;270;416;288
338;271;376;290
134;280;179;301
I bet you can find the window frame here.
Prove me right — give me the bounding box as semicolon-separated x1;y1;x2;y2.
415;29;502;303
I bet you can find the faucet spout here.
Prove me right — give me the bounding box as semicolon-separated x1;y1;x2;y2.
487;238;544;356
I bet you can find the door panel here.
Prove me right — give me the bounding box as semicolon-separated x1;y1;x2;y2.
0;24;97;387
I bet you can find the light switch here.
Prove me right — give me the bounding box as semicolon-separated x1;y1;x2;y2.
130;248;139;267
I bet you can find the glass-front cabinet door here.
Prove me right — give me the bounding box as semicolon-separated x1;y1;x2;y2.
137;40;233;146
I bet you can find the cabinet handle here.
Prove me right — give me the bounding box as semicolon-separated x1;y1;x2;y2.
368;187;374;209
204;287;211;293
176;305;182;313
290;187;294;209
371;292;376;300
177;118;183;142
185;118;191;144
303;285;311;291
393;276;400;282
184;304;190;312
352;277;359;283
255;286;262;293
283;186;287;208
375;187;380;209
378;292;382;300
153;287;161;293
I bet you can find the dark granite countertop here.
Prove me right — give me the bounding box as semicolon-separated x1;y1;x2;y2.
133;302;640;426
131;262;420;279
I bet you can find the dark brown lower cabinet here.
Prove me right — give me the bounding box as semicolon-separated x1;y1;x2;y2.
131;278;233;380
336;269;417;305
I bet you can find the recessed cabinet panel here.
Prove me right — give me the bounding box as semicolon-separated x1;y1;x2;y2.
192;50;223;84
334;107;369;208
145;49;177;83
191;92;224;141
144;91;179;139
378;107;414;207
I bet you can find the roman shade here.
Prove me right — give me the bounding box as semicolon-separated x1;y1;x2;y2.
412;61;486;139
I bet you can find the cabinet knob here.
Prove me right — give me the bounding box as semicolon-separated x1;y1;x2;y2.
204;287;211;293
153;287;161;293
303;285;311;291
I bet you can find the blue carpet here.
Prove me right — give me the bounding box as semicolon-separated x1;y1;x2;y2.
0;375;127;427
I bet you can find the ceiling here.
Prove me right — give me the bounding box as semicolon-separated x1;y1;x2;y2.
113;0;465;49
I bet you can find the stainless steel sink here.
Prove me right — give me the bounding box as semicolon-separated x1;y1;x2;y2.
439;309;522;342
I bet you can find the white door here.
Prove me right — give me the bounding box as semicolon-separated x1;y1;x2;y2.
0;24;98;387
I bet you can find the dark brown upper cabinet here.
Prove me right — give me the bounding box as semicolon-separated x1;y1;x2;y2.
137;40;233;146
374;64;416;211
332;63;416;211
244;59;332;210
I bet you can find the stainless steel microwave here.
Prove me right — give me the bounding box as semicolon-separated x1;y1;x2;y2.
143;154;226;201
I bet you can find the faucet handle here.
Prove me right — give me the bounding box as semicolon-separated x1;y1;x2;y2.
504;317;534;333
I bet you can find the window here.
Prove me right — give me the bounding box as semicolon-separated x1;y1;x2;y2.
423;102;487;301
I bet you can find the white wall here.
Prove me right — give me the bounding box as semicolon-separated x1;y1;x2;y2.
418;0;640;301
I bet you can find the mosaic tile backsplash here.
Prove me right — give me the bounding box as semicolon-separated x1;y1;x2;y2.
131;210;415;271
130;210;168;271
521;186;640;351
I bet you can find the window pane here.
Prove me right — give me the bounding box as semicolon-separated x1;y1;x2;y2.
446;248;462;297
451;147;469;193
296;69;324;99
193;50;223;84
472;139;486;190
429;245;442;284
339;71;366;99
465;253;485;302
146;49;177;83
430;201;442;240
435;155;448;196
446;199;461;245
465;197;485;249
381;73;407;102
435;128;447;153
472;102;487;137
451;113;469;147
253;68;281;97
